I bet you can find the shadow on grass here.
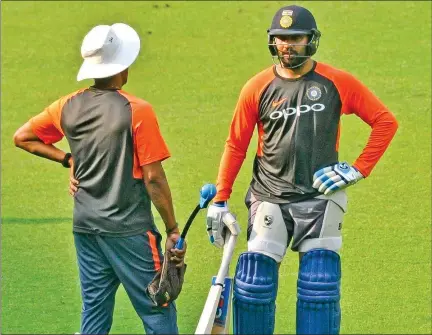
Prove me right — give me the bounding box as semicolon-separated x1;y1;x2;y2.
1;217;72;224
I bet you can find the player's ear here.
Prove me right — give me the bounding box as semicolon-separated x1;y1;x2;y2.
121;68;129;85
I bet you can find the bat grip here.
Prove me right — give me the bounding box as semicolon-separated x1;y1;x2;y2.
175;237;184;250
174;204;201;250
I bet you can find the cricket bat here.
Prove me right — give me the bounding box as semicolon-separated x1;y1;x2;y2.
195;231;237;334
210;276;233;334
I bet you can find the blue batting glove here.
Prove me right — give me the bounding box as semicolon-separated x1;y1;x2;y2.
313;162;363;195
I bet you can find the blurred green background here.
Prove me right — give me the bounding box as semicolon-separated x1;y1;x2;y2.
1;1;431;334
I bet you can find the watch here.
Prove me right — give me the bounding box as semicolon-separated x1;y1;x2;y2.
62;153;72;168
166;223;179;234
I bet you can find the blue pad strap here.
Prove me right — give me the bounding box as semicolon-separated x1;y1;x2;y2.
297;249;341;334
233;252;278;335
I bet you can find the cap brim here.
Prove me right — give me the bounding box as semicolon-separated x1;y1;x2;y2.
268;29;312;36
77;23;141;81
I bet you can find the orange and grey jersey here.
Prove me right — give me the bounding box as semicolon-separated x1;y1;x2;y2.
214;62;398;203
30;87;170;236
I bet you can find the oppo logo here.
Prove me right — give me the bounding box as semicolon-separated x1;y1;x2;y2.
270;103;325;120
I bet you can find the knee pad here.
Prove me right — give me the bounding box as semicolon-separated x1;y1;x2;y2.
248;202;288;262
296;249;341;335
233;252;278;335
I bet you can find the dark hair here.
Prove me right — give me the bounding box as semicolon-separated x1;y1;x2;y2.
94;75;116;87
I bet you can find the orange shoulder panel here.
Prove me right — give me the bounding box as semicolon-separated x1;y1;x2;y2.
30;89;86;144
315;62;398;177
118;90;171;179
215;66;276;202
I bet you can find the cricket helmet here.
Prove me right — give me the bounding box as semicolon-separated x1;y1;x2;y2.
267;5;321;66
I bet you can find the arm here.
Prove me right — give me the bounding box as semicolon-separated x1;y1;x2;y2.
214;84;260;202
207;81;260;247
344;75;399;177
131;101;185;263
141;159;185;266
14;92;84;165
13;118;71;166
141;161;178;234
352;111;398;177
132;103;176;232
312;74;398;195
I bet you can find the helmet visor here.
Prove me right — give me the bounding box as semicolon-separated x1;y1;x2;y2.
268;29;312;36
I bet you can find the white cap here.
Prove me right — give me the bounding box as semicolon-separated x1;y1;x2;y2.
77;23;140;81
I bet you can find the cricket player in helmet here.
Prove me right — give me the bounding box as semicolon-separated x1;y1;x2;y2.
206;4;398;334
267;6;321;69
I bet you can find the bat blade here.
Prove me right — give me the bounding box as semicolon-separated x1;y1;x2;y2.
196;232;238;335
195;285;223;334
211;277;233;334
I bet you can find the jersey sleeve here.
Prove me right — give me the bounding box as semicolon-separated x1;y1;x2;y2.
29;99;64;144
214;82;260;202
133;103;171;166
341;74;398;177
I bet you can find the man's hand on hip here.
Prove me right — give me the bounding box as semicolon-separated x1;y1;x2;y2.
69;158;79;197
206;201;240;248
313;161;364;195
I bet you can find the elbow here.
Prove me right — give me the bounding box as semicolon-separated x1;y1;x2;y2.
142;161;168;188
389;112;399;136
13;125;38;150
375;110;399;135
146;175;163;185
393;116;399;132
225;141;247;160
144;175;167;195
13;129;26;148
144;171;167;187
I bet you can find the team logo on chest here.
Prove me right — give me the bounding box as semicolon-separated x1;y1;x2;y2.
306;86;322;101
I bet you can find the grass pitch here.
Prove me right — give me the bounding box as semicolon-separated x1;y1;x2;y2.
1;1;431;334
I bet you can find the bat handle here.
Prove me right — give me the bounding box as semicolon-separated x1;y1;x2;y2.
175;237;185;250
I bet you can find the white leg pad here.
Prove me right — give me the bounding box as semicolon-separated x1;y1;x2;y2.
299;191;347;253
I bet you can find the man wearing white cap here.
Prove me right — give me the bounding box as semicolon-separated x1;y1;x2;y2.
14;23;184;334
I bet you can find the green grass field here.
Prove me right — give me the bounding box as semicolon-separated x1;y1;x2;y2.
1;1;431;334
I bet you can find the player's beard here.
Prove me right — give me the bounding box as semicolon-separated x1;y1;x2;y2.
278;47;308;69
